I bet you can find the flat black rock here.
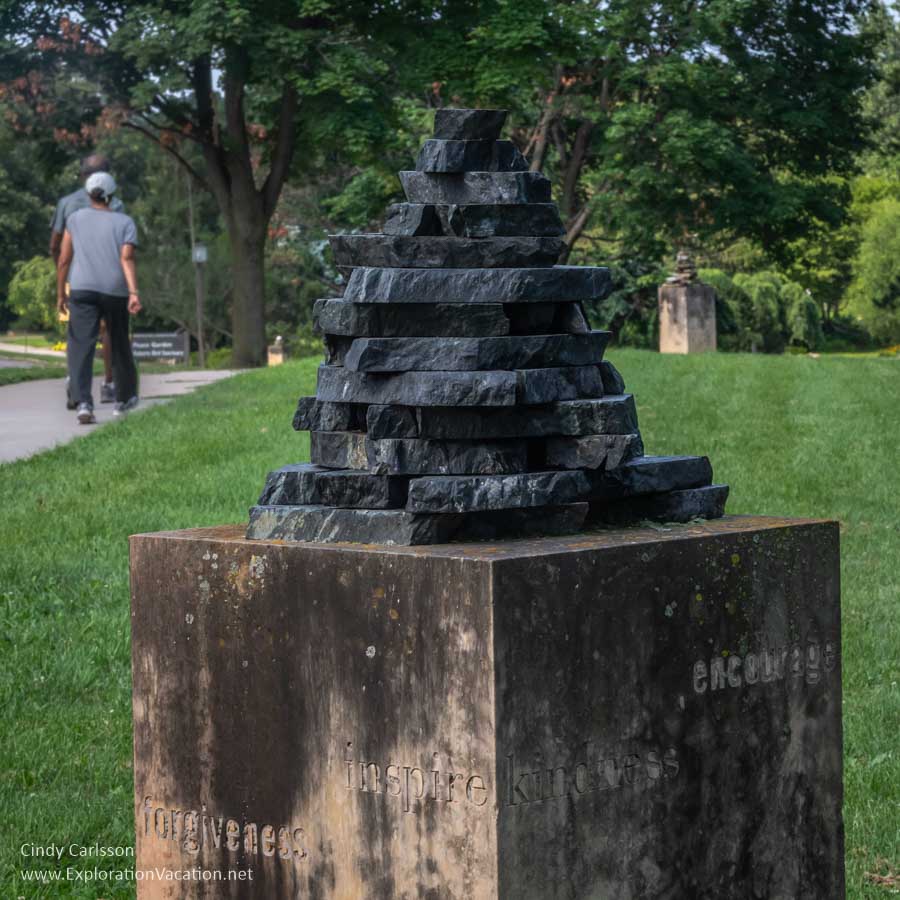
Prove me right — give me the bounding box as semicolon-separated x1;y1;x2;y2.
246;501;587;544
342;266;612;304
258;463;407;509
292;397;363;432
345;332;610;373
438;203;565;237
406;470;590;513
600;359;627;394
314;299;510;337
400;171;552;205
371;437;528;476
311;430;529;475
309;430;369;470
517;365;604;404
415;140;527;173
323;334;353;366
366;395;639;440
546;433;645;469
247;504;462;545
382;203;442;236
459;502;589;540
316;365;517;407
433;108;507;140
589;483;730;525
586;455;713;501
505;302;589;335
329;235;564;269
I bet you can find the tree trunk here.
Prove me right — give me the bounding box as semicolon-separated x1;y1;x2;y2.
227;215;268;368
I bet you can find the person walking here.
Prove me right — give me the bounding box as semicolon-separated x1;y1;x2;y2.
55;172;142;425
50;154;125;406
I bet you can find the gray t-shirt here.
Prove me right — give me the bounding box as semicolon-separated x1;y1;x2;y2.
67;207;138;297
51;187;124;233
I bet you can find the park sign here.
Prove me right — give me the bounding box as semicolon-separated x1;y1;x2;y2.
132;332;189;363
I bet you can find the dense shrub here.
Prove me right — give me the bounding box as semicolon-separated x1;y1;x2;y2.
7;257;62;334
700;268;822;352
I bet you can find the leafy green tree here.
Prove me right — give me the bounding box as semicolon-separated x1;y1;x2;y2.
1;1;426;365
699;268;754;351
860;2;900;172
0;119;60;328
781;280;824;350
847;197;900;343
733;273;787;353
778;178;857;324
8;256;58;332
413;0;876;265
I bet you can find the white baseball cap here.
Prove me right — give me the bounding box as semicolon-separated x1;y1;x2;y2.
85;171;117;199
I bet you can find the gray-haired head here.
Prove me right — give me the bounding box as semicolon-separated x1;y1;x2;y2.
80;154;112;178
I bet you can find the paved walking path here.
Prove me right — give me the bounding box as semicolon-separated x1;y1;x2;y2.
0;340;66;358
0;370;236;464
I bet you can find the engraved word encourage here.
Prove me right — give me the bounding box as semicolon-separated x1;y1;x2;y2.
692;632;838;694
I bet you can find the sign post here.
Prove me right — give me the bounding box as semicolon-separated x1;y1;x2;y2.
191;242;207;367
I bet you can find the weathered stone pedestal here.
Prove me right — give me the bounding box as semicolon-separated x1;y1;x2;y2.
131;516;843;899
658;281;717;353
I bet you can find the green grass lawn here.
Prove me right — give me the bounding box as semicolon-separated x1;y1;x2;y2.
0;357;67;386
1;350;897;897
0;333;62;348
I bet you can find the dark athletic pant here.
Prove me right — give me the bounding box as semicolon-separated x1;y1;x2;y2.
67;290;138;406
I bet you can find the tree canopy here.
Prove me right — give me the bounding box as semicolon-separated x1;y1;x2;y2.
0;0;891;355
1;0;429;363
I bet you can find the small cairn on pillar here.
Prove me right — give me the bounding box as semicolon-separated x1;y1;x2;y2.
247;109;728;545
666;250;698;284
659;248;718;354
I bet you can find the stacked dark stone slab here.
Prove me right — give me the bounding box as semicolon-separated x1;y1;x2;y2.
247;109;728;545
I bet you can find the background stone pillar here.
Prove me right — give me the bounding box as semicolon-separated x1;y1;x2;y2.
658;251;717;353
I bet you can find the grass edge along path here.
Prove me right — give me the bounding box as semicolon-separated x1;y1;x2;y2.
1;351;898;898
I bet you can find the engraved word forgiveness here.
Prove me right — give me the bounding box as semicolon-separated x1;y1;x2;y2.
141;797;308;863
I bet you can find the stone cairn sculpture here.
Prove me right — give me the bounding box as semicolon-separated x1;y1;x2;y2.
247;109;729;545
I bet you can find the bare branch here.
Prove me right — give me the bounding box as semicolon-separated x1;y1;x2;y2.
121;121;211;194
262;83;298;221
562;121;594;218
527;86;559;173
223;47;253;183
191;56;216;143
135;110;205;147
560;203;594;263
190;55;232;210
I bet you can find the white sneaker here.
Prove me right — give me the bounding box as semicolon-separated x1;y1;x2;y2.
76;403;95;425
113;396;139;417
